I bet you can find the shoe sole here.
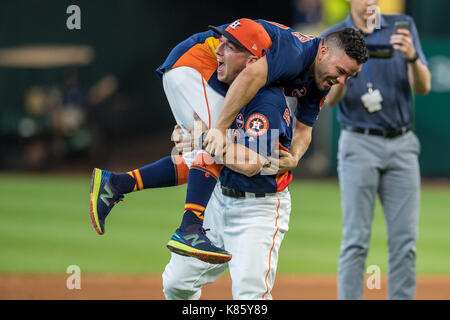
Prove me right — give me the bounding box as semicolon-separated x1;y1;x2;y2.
89;168;104;235
167;240;232;264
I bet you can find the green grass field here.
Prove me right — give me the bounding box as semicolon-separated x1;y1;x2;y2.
0;174;449;275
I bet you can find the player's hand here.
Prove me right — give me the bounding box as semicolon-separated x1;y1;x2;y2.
193;113;208;132
390;29;416;61
260;149;298;175
277;149;299;174
192;113;208;150
171;124;194;154
203;127;227;157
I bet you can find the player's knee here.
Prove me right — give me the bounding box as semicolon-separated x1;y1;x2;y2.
162;282;194;300
162;270;201;300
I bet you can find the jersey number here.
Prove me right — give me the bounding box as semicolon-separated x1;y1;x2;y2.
265;20;315;43
283;108;291;127
291;32;315;43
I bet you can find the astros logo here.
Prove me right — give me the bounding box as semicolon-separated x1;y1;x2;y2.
229;20;241;29
235;113;244;129
245;113;269;137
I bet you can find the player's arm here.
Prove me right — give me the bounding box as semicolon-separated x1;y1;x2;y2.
223;143;268;177
277;88;326;173
171;114;267;177
203;56;268;155
324;84;346;107
277;120;312;173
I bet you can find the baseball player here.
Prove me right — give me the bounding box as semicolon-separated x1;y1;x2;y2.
90;19;275;264
89;19;368;265
162;27;293;299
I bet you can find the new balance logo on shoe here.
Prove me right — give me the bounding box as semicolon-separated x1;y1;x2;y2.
184;234;205;246
100;184;114;206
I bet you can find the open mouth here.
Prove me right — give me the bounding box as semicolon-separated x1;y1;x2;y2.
217;61;225;73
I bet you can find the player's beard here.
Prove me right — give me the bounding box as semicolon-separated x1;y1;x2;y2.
316;70;336;91
320;80;334;90
314;59;338;90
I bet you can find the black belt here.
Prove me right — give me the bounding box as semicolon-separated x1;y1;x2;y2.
342;125;411;139
221;186;269;198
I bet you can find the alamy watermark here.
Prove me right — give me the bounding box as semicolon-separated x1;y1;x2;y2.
66;265;81;290
366;265;381;290
366;5;381;30
66;5;81;30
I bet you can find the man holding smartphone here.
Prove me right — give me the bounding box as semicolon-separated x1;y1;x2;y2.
322;0;431;300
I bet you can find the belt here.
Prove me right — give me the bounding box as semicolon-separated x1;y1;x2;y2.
342;125;411;139
221;186;275;199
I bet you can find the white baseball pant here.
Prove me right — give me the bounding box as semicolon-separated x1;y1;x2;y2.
162;184;291;300
162;66;225;167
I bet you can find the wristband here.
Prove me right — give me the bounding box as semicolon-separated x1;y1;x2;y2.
407;52;419;63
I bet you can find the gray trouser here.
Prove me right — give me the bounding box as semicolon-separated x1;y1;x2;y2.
337;130;421;300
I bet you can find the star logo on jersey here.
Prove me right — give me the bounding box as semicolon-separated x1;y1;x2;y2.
229;20;241;30
251;119;263;130
245;113;269;137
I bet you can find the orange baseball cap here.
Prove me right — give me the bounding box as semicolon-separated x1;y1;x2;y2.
209;18;272;58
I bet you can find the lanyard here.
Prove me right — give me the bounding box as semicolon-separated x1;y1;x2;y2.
363;30;380;91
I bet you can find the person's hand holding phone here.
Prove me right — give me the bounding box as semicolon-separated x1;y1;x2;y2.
390;21;417;61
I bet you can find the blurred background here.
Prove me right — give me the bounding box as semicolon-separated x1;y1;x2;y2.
1;0;449;178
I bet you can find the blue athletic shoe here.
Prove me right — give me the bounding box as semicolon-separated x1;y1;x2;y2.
167;224;232;264
89;168;124;235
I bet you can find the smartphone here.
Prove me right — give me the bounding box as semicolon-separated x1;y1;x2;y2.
394;21;410;33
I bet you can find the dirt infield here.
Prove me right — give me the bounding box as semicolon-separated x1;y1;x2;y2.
1;274;450;300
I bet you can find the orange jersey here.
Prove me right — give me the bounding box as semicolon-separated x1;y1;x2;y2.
156;30;228;96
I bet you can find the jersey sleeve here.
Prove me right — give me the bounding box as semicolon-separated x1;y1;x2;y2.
265;40;305;84
156;23;228;76
265;37;320;85
294;87;328;127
